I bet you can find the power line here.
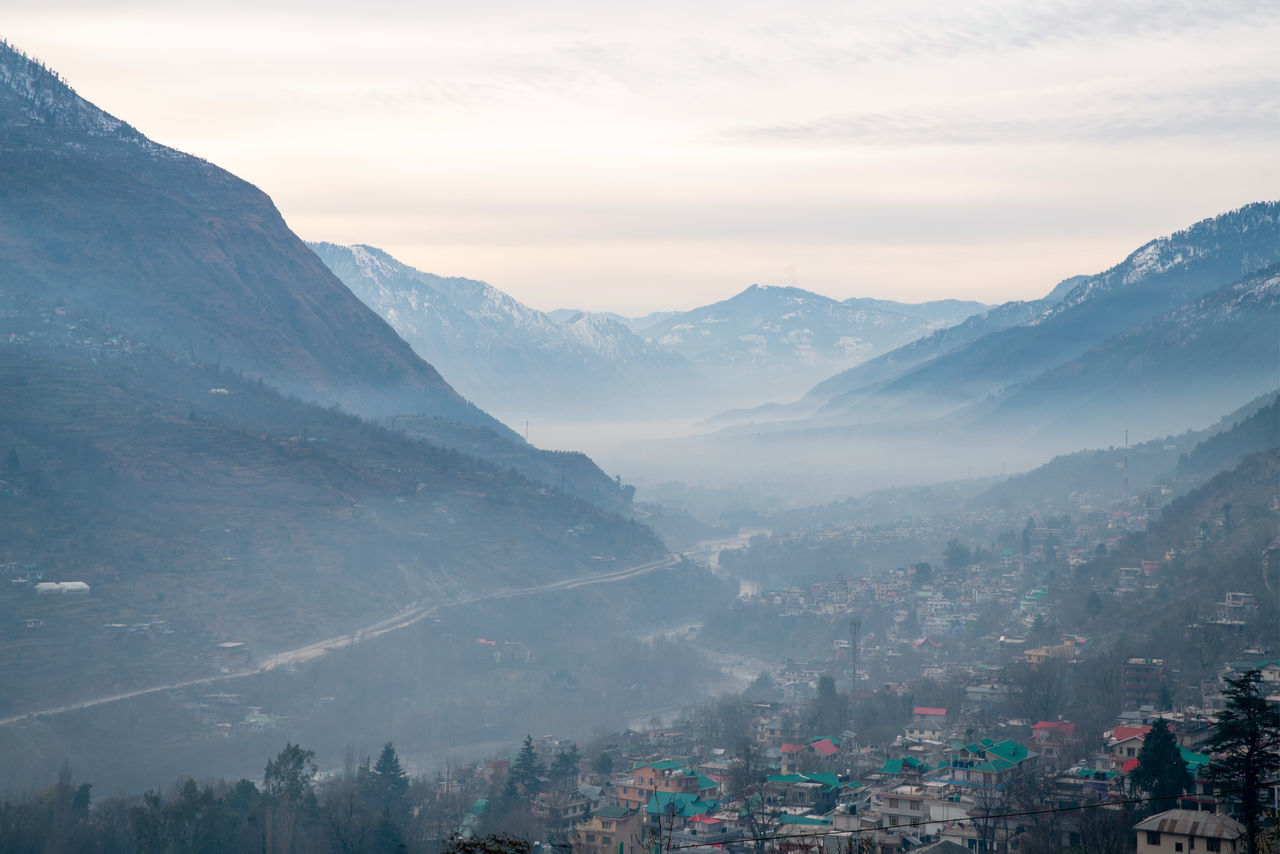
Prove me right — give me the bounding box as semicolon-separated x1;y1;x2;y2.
662;778;1280;850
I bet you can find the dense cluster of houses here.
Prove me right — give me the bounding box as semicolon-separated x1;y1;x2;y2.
452;666;1272;854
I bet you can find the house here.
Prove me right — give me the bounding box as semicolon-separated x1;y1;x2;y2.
616;761;708;810
1122;658;1166;708
575;804;645;854
643;791;717;832
1030;720;1077;766
1107;725;1153;766
1134;809;1245;854
1025;641;1075;666
905;718;945;742
779;743;812;773
531;791;590;830
942;738;1038;789
767;773;862;809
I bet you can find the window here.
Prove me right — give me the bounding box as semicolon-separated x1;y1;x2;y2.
1148;832;1161;846
1206;839;1221;852
887;798;898;808
1176;844;1184;852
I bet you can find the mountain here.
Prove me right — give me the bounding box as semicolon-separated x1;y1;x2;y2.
818;203;1280;424
614;204;1280;514
708;285;1071;427
0;42;657;511
969;391;1280;515
975;264;1280;443
309;243;700;417
633;284;987;407
0;41;678;724
0;41;505;433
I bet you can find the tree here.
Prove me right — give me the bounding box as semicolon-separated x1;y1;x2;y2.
912;562;933;585
511;735;544;794
264;744;317;803
808;675;847;737
550;745;580;794
592;752;613;776
944;539;972;571
361;742;410;820
730;739;784;854
1130;718;1192;806
1203;670;1280;854
263;743;318;854
444;831;533;854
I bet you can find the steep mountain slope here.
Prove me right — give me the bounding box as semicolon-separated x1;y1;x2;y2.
0;316;666;717
825;203;1280;421
0;42;507;433
970;391;1279;514
636;284;984;406
309;243;697;417
977;265;1280;443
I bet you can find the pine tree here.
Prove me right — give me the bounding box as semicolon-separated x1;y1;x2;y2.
1203;670;1280;854
511;735;544;794
1130;718;1192;806
365;742;409;818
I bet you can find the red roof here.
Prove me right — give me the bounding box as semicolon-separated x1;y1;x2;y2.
1031;721;1076;735
811;739;839;756
780;743;809;753
688;815;721;825
913;707;948;717
1123;757;1139;773
1112;725;1153;742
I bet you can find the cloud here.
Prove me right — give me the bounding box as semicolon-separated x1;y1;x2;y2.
721;76;1280;146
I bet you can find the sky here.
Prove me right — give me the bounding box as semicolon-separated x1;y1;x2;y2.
6;0;1279;314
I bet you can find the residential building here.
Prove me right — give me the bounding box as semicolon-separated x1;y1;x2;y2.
1134;809;1245;854
575;805;645;854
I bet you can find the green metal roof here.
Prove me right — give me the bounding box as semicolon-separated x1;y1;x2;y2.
646;792;717;818
779;814;831;826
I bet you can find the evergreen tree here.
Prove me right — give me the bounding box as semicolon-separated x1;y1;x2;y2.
1130;718;1192;805
550;745;580;793
511;735;544;794
363;742;410;819
1203;670;1280;854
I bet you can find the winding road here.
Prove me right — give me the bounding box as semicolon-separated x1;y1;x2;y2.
0;553;682;727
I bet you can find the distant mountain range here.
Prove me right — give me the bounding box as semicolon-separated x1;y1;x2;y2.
307;243;697;417
614;202;1280;511
311;243;988;416
621;285;987;406
816;203;1278;427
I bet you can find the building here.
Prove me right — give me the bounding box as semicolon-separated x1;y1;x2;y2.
1134;809;1245;854
576;804;645;854
1122;658;1166;708
34;581;90;595
616;761;716;811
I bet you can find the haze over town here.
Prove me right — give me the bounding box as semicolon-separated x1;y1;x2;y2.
0;5;1278;854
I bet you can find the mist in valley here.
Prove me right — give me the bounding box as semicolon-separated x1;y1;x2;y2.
1;7;1279;854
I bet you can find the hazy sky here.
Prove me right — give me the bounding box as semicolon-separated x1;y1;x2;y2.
7;1;1279;314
